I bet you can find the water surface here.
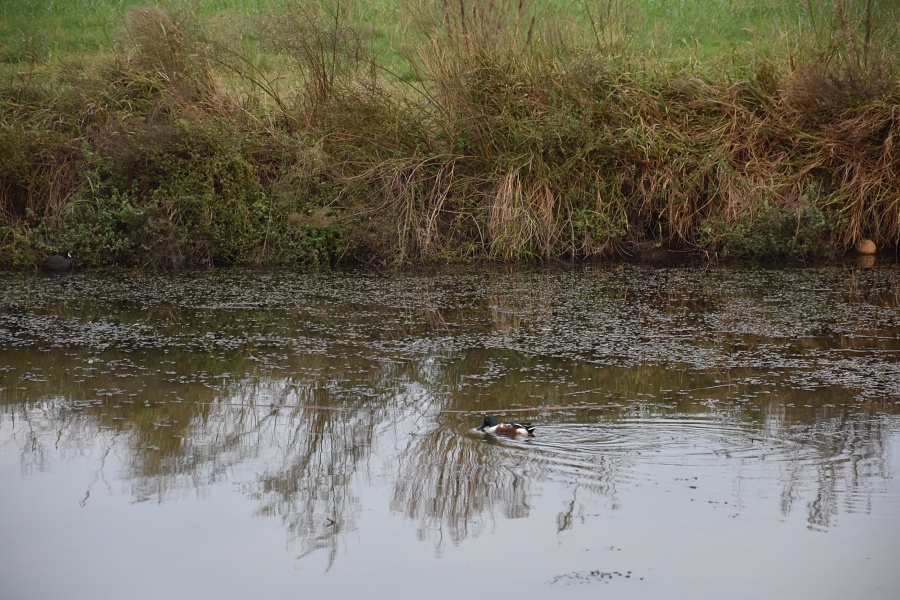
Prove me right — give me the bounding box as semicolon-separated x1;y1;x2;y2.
1;265;899;599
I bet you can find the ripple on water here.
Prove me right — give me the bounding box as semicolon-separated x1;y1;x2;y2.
530;418;764;462
484;415;896;515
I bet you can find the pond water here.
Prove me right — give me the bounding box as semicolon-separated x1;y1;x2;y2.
1;264;899;599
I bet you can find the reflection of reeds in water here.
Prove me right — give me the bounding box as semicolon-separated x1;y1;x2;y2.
757;402;893;529
808;417;891;529
842;266;900;311
484;272;546;335
228;377;386;570
390;428;530;550
251;408;371;568
4;366;899;568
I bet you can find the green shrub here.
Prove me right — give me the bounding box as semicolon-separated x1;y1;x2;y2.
0;222;41;268
705;203;834;261
54;190;150;267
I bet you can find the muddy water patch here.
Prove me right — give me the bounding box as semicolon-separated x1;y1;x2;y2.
1;265;899;599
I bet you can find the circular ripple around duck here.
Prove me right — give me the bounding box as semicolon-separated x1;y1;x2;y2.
512;417;822;490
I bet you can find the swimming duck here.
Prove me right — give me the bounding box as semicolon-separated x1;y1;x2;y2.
477;416;536;437
40;251;73;272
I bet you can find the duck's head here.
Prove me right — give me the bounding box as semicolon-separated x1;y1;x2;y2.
478;416;498;431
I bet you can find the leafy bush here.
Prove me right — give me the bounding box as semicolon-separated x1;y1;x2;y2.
704;203;834;261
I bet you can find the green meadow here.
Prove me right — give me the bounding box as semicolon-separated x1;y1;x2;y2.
1;0;898;268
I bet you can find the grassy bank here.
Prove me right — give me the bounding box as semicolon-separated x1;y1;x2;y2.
1;0;898;269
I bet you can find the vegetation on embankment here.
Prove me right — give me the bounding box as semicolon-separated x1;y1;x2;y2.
1;0;898;269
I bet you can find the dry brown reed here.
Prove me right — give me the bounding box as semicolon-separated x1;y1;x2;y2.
485;170;552;260
120;7;217;109
0;129;81;221
348;0;899;262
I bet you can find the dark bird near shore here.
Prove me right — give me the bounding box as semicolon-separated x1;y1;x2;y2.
40;251;73;272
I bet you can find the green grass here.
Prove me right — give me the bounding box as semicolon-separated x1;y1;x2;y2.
0;0;856;68
3;1;895;82
1;0;137;61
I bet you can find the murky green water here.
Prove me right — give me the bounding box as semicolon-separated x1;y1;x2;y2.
2;264;899;599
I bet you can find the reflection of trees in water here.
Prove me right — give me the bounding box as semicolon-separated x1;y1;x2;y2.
226;356;460;568
249;402;369;568
758;403;892;529
806;416;891;529
8;400;95;477
390;428;530;552
6;367;898;567
545;450;623;535
211;370;396;570
390;418;627;550
4;365;898;572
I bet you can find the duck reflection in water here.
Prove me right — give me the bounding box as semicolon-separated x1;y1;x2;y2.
477;416;536;437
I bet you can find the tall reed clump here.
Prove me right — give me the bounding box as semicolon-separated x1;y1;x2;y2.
334;0;632;263
332;0;899;264
340;2;725;262
777;0;900;255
